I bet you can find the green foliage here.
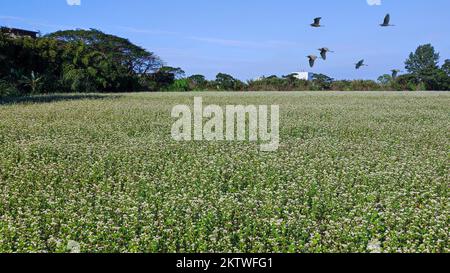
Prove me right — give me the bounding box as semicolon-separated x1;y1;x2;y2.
148;70;176;91
47;29;162;76
392;74;422;91
405;44;439;81
19;71;44;94
187;74;207;90
377;74;393;86
0;80;19;97
404;44;449;90
62;66;97;93
214;73;243;91
331;80;352;91
359;80;381;91
138;67;190;91
426;69;450;91
311;73;334;90
442;59;450;75
0;29;163;95
247;76;310;91
166;79;191;92
159;66;185;79
1;31;448;95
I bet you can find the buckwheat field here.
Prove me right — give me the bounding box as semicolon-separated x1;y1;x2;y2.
0;92;448;253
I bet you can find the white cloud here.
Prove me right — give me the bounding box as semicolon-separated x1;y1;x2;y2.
67;0;81;6
367;0;382;6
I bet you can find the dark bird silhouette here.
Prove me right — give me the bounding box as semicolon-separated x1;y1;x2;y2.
318;48;334;60
307;55;318;68
380;14;395;27
311;17;324;27
355;60;367;69
391;69;402;78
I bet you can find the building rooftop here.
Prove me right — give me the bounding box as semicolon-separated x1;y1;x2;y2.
1;27;39;38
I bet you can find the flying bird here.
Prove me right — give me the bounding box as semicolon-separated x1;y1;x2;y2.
380;14;395;27
391;69;402;78
307;55;318;68
311;17;324;27
355;60;367;69
318;48;334;60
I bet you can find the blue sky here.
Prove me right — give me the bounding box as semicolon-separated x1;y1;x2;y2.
1;0;449;80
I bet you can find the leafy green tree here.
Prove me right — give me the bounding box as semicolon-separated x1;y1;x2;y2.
1;29;166;94
20;71;44;94
282;73;298;81
0;80;19;97
247;75;313;91
427;69;450;90
60;41;111;92
436;60;450;90
47;29;163;92
377;74;393;86
404;44;446;90
312;73;334;90
349;80;380;91
187;74;207;90
247;77;284;91
0;35;37;83
331;80;352;91
442;59;450;76
47;29;162;76
159;66;185;79
393;74;422;91
167;79;191;92
62;67;96;93
215;73;239;91
405;44;439;78
149;70;176;91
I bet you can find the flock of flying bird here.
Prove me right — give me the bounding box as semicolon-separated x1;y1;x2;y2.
306;14;401;78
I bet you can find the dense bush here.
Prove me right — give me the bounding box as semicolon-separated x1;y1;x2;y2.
331;80;353;91
0;29;164;95
166;79;191;92
0;80;19;98
404;44;449;90
247;75;310;91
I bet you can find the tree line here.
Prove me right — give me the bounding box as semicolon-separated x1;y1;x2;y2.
1;29;449;97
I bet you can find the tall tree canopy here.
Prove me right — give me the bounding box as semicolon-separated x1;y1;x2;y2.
442;59;450;76
0;29;165;94
47;29;162;75
405;44;449;90
214;73;245;91
405;44;439;82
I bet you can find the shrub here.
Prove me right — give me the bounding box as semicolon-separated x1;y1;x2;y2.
166;79;191;92
0;80;19;98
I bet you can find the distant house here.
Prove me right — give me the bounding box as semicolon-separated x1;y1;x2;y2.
1;27;39;39
290;72;313;81
255;72;314;81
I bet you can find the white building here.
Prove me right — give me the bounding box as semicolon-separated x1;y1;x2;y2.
291;72;313;81
254;72;313;81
